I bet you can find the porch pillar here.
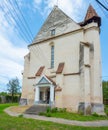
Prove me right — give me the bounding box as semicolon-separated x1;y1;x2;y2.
50;85;54;105
35;86;40;104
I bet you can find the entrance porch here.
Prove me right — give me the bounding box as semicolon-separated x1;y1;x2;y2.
34;75;55;106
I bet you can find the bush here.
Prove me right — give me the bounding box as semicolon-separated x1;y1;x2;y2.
51;107;58;113
45;113;51;117
5;95;20;103
39;112;46;116
92;112;99;117
58;108;66;113
46;107;51;113
46;107;66;113
18;114;23;118
0;97;1;103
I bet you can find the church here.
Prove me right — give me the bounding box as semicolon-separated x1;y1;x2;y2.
21;5;104;114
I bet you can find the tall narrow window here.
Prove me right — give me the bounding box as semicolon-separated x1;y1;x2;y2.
51;45;54;68
51;29;55;36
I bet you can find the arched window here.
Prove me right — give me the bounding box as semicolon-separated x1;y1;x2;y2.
51;45;54;68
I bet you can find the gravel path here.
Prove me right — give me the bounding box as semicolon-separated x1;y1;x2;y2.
5;107;108;127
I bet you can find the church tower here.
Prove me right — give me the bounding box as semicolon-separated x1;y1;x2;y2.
79;5;104;114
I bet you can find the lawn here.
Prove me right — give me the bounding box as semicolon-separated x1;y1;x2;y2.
39;107;108;121
43;111;108;121
0;103;108;130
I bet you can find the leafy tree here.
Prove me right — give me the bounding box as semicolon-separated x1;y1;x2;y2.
102;80;108;100
0;92;7;96
7;77;21;102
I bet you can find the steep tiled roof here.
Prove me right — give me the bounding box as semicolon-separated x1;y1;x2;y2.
80;5;101;27
56;62;65;74
35;66;45;76
85;5;98;21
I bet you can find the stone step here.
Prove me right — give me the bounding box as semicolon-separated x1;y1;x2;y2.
24;105;49;115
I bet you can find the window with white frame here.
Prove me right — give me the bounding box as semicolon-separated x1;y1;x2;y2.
51;45;54;68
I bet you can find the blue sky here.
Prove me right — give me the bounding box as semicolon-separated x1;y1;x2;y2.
0;0;108;92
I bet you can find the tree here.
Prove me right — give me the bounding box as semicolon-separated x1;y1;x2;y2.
7;77;21;102
102;80;108;100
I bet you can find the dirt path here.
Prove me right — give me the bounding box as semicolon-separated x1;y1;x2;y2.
4;107;108;127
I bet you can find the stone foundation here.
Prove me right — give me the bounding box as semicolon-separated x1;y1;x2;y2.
78;102;105;115
78;102;92;115
91;103;105;115
19;98;27;106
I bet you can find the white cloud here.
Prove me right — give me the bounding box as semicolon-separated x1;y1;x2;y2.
34;0;42;11
34;0;42;4
0;35;28;63
0;33;28;88
0;0;28;91
34;0;88;22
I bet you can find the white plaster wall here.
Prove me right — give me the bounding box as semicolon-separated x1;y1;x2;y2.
84;67;91;102
22;21;103;112
22;54;30;98
62;75;80;112
84;46;90;65
22;30;83;108
29;31;83;77
84;22;103;104
55;91;62;108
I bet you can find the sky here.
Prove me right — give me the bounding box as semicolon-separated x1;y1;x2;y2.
0;0;108;92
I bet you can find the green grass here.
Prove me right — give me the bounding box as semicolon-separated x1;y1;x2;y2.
0;103;108;130
45;111;108;121
39;107;108;121
105;105;108;115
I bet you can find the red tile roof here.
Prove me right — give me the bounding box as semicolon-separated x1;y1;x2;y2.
35;66;45;76
85;5;98;21
55;86;62;91
79;5;101;27
56;62;65;74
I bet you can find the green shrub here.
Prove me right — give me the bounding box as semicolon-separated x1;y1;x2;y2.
18;114;23;118
58;108;66;113
0;97;1;103
78;110;83;115
92;112;99;117
46;107;51;113
39;112;46;116
45;113;51;117
51;107;58;113
5;95;20;103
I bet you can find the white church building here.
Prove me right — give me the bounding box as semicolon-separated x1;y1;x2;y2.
21;5;104;114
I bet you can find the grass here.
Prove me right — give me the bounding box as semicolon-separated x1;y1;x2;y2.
39;107;108;121
44;112;108;121
105;105;108;115
0;104;108;130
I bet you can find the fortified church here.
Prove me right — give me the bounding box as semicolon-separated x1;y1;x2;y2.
21;5;104;114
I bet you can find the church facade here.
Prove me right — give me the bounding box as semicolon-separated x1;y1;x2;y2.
21;5;104;114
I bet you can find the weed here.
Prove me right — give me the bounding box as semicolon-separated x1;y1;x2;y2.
92;112;99;117
18;114;23;118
